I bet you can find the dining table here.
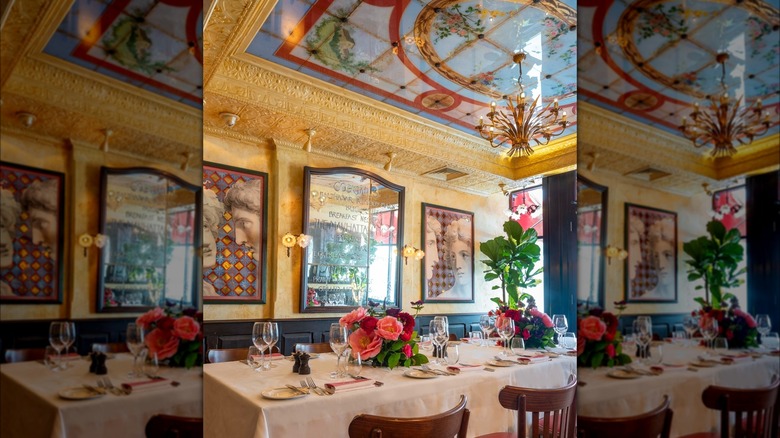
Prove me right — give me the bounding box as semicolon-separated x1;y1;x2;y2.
576;341;780;437
203;341;577;437
0;352;203;438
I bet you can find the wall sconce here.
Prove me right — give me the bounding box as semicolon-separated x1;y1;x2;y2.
78;233;107;256
605;245;627;265
401;245;424;265
282;233;312;257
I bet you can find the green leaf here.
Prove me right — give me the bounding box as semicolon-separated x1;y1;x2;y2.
376;351;387;363
387;352;401;369
591;352;604;368
412;354;429;364
184;352;198;369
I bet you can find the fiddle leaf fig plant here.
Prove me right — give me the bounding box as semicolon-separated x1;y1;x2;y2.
682;220;745;309
479;220;543;309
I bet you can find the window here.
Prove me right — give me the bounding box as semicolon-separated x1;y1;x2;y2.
508;185;544;311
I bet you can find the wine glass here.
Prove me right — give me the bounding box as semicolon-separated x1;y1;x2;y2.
345;349;362;378
262;322;280;368
429;320;447;365
251;322;268;369
329;323;349;378
633;319;652;363
552;314;568;348
496;316;515;357
756;314;772;340
126;323;145;377
48;322;65;371
700;317;719;350
479;315;495;347
434;316;449;336
59;322;76;368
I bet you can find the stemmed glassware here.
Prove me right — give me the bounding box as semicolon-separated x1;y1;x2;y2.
429;320;448;365
329;323;349;379
552;314;568;348
262;322;280;368
59;322;76;368
126;323;145;377
48;322;65;371
682;315;699;344
700;317;719;350
251;322;268;370
756;314;772;342
496;316;515;357
479;315;495;347
633;319;652;363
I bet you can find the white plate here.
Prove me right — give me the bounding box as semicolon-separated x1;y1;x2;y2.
58;387;105;400
606;370;641;379
403;369;438;379
487;359;516;367
261;387;308;400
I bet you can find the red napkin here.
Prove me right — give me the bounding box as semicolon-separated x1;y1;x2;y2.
48;353;81;362
251;353;285;361
650;363;686;374
446;364;482;373
323;377;375;393
120;378;170;393
516;353;549;364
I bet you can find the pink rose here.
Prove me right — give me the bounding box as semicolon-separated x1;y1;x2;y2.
495;315;511;330
172;316;200;341
605;343;616;358
145;328;180;360
732;308;757;328
579;316;607;341
540;314;554;328
402;344;412;358
348;328;382;359
339;307;367;327
529;308;554;327
136;307;165;329
375;316;404;341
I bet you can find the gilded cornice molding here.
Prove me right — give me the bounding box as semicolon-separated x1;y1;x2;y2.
0;0;58;88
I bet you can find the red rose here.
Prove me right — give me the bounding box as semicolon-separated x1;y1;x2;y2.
360;316;378;333
400;331;412;342
605;343;616;358
522;329;530;340
726;330;734;340
157;316;175;331
402;344;412;358
505;309;521;321
579;316;607;341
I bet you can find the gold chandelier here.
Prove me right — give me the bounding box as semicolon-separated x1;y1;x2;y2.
679;53;772;158
476;53;569;157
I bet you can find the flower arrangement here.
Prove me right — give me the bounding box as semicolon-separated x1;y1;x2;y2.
136;302;203;369
694;300;759;349
490;295;555;349
339;303;428;369
577;304;631;369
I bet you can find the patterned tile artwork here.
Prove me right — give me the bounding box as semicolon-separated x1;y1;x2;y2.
0;164;64;302
625;203;677;303
579;0;779;140
202;164;267;302
249;0;578;142
44;0;203;108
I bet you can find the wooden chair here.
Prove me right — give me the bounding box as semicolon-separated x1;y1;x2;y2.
145;414;203;438
476;376;577;438
577;395;673;438
678;377;780;438
91;342;130;353
4;348;46;363
294;342;333;354
207;346;279;363
348;394;470;438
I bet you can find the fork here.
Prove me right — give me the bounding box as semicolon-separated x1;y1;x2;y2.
301;379;323;396
306;376;332;395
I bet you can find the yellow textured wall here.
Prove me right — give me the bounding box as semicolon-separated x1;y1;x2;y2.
203;134;511;321
577;168;742;316
1;131;200;321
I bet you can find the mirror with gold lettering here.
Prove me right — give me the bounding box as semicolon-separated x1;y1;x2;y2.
577;176;607;308
301;167;404;313
98;167;201;312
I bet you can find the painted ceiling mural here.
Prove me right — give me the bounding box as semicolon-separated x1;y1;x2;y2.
249;0;578;141
44;0;203;108
579;0;779;141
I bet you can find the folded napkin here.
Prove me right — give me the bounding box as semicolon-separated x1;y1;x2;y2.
516;351;547;358
48;353;81;362
649;363;687;374
446;364;482;373
120;378;170;393
323;377;375;393
517;355;549;364
718;352;752;364
250;353;285;361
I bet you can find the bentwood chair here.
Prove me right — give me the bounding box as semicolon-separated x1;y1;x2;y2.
145;414;203;438
91;342;130;354
348;394;470;438
577;395;673;438
679;377;779;438
4;348;46;363
476;375;577;438
207;346;279;363
294;342;333;354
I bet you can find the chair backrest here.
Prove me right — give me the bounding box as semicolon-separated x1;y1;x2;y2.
497;377;577;438
348;394;470;438
145;414;203;438
701;377;780;438
207;347;248;363
4;348;46;363
92;342;130;354
577;395;673;438
294;342;333;354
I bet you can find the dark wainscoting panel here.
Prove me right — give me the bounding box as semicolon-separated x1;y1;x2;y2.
617;313;689;339
0;318;136;363
203;313;487;359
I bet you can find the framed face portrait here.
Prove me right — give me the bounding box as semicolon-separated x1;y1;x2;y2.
202;162;268;304
625;203;677;303
0;162;65;303
421;203;474;303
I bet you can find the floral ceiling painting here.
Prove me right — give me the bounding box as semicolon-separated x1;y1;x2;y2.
43;0;203;108
249;0;578;140
579;0;779;140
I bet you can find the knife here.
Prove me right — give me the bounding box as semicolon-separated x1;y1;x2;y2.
285;384;308;395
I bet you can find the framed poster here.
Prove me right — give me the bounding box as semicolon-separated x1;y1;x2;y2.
202;162;268;303
508;184;543;237
0;162;65;303
421;203;474;303
625;203;677;303
712;186;746;237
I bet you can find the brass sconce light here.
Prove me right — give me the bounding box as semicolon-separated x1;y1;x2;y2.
604;245;627;265
282;232;312;257
78;233;107;256
401;244;424;265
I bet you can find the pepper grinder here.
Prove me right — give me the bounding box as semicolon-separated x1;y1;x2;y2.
95;353;108;375
292;351;302;373
298;352;311;375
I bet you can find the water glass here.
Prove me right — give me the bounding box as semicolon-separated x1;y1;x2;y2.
44;346;60;371
713;337;729;350
469;331;483;344
647;343;663;366
510;337;525;355
144;351;160;377
345;349;362;378
419;335;433;354
560;332;577;350
756;314;772;337
762;332;779;350
247;346;263;371
444;343;459;365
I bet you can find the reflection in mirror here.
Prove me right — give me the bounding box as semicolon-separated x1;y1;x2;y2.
98;167;200;312
577;176;607;308
301;167;404;312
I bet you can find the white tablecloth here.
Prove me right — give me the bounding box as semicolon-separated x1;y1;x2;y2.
0;353;203;438
203;342;576;438
577;343;780;437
